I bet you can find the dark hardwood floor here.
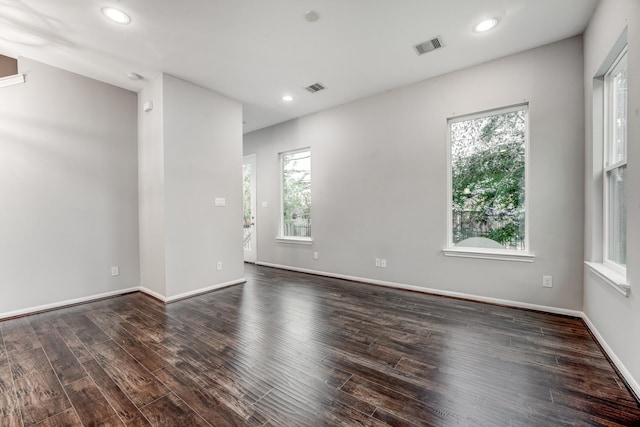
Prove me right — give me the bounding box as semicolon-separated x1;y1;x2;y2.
1;264;639;426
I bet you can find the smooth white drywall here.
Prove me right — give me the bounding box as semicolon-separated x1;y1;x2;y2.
138;74;167;297
0;58;139;315
162;74;244;298
583;0;640;395
244;36;585;311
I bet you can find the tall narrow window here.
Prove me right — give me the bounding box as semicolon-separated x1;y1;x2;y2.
448;105;528;251
280;148;311;239
604;49;627;271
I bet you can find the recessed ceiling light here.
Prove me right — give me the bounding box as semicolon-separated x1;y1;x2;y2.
101;7;131;25
474;18;498;33
282;95;294;102
304;10;319;22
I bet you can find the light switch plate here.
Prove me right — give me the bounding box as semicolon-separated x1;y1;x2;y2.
214;197;226;207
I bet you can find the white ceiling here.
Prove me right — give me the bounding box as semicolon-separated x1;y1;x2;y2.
0;0;598;133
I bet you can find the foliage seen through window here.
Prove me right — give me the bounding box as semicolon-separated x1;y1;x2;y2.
281;149;311;238
450;107;526;249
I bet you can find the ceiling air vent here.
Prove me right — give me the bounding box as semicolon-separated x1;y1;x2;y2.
413;36;444;55
304;82;326;93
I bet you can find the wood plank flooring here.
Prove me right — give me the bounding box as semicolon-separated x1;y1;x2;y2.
1;264;639;426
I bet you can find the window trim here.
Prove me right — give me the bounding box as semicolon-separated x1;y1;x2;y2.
602;47;627;275
445;103;532;258
277;147;312;242
442;247;534;263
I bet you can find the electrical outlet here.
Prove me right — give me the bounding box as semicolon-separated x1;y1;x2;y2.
313;252;319;260
381;259;387;268
542;275;553;288
216;261;222;271
375;258;381;267
111;266;119;276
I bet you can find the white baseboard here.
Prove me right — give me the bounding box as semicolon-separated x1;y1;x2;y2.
581;314;640;400
0;286;141;320
136;286;166;302
255;262;582;317
0;278;247;319
160;278;246;303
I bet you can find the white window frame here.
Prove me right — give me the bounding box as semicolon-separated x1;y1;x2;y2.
277;147;312;244
584;31;629;297
443;103;533;262
602;48;627;275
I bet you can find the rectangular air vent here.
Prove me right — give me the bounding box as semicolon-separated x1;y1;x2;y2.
305;82;325;93
413;36;444;55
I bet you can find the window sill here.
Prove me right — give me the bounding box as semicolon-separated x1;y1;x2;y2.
276;237;313;245
442;247;535;263
584;262;630;297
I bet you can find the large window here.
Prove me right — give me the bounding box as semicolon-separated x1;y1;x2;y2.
604;49;627;272
280;148;311;239
448;105;528;251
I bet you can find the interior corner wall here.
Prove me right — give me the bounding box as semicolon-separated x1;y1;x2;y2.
244;36;585;311
138;74;167;297
583;0;640;395
0;57;139;316
137;74;244;300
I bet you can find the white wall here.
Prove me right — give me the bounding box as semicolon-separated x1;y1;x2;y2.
583;0;640;395
138;74;166;297
162;74;244;298
1;62;244;314
244;36;585;311
0;58;139;316
138;74;245;300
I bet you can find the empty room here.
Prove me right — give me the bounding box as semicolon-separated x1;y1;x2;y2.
1;0;639;425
